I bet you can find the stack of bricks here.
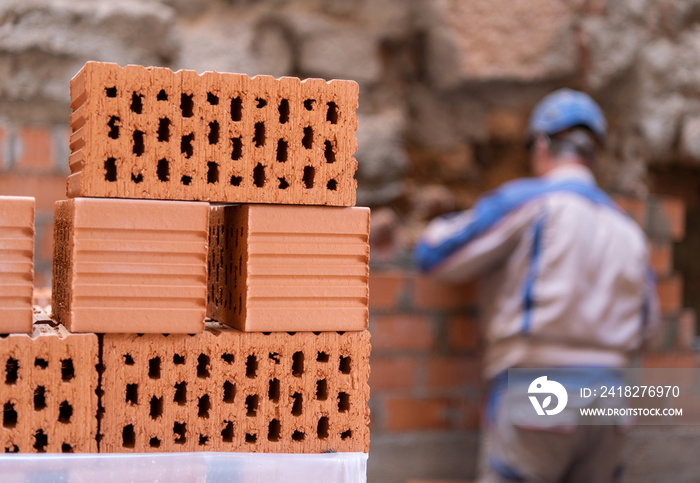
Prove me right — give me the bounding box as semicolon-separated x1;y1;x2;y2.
0;61;371;455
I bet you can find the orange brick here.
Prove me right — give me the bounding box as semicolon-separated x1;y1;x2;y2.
657;275;682;316
641;352;698;369
369;356;419;391
0;174;65;212
369;270;407;311
455;397;481;430
370;314;434;351
447;315;479;351
613;196;646;228
424;356;481;390
676;309;696;350
16;127;55;170
384;397;451;431
413;275;477;311
36;218;54;263
649;242;672;277
659;197;685;241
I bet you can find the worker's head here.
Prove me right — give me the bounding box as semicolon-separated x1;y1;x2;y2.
527;89;606;177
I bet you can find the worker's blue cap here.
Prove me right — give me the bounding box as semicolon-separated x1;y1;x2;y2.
528;88;607;144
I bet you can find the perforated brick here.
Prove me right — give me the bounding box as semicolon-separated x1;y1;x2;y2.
0;309;98;453
0;196;34;334
69;62;358;206
51;197;209;333
100;323;370;453
207;204;370;332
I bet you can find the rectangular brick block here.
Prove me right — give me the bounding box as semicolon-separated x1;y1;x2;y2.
413;275;478;311
69;62;358;206
369;314;434;352
657;274;682;316
51;197;209;333
368;270;407;311
207;204;369;332
0;196;34;334
100;324;370;453
0;311;98;453
384;397;451;432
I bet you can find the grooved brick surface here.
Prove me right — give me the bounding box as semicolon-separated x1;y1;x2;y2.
100;323;370;453
0;310;98;453
69;62;358;206
51;197;209;333
207;204;370;332
0;196;34;334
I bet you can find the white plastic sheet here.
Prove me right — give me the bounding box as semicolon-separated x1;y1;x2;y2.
0;452;368;483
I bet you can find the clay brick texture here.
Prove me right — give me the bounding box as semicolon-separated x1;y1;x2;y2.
100;323;370;453
0;311;98;453
207;204;370;332
0;196;34;334
51;197;209;333
69;62;358;206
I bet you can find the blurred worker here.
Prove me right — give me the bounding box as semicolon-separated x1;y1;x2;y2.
414;89;660;482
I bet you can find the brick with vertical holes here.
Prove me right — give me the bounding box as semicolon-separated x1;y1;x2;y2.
100;323;370;453
68;62;358;206
207;204;369;332
0;309;98;453
0;196;34;334
51;197;209;333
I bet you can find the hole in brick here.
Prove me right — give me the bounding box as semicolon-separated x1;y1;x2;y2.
149;437;161;448
207;92;219;105
253;163;266;188
62;443;73;453
123;354;134;365
222;421;234;442
174;422;187;445
209;121;220;144
318;417;330;440
5;445;18;453
122;425;135;448
107;116;120;139
104;158;117;182
34;358;48;369
279;99;289;124
61;359;74;381
105;86;117;98
245;395;259;417
157;89;168;101
157;159;170;182
231;97;242;121
3;402;17;428
158;118;170;142
181;93;194;118
327;179;338;191
230;175;242;186
198;394;211;418
268;419;282;443
324;140;336;163
173;353;185;365
181;133;194;158
341;429;352;440
256;98;267;108
181;175;192;186
132;130;145;156
302;126;313;149
327;102;339;124
291;392;303;416
58;401;73;423
5;358;18;384
292;430;305;441
254;122;266;147
292;352;304;376
304;99;316;111
174;382;187;405
222;353;234;364
277;139;288;162
150;396;163;419
199;434;209;446
231;137;242;160
131;92;143;114
207;161;219;184
316;380;328;401
223;381;235;403
34;429;48;452
34;386;46;410
197;354;210;378
268;379;280;402
339;356;351;374
303;166;315;189
278;177;289;190
245;433;257;444
269;352;280;363
126;384;138;404
317;352;329;363
338;392;350;412
131;172;143;184
149;357;161;379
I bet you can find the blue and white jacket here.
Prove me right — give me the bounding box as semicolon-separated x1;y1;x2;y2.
415;164;660;379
